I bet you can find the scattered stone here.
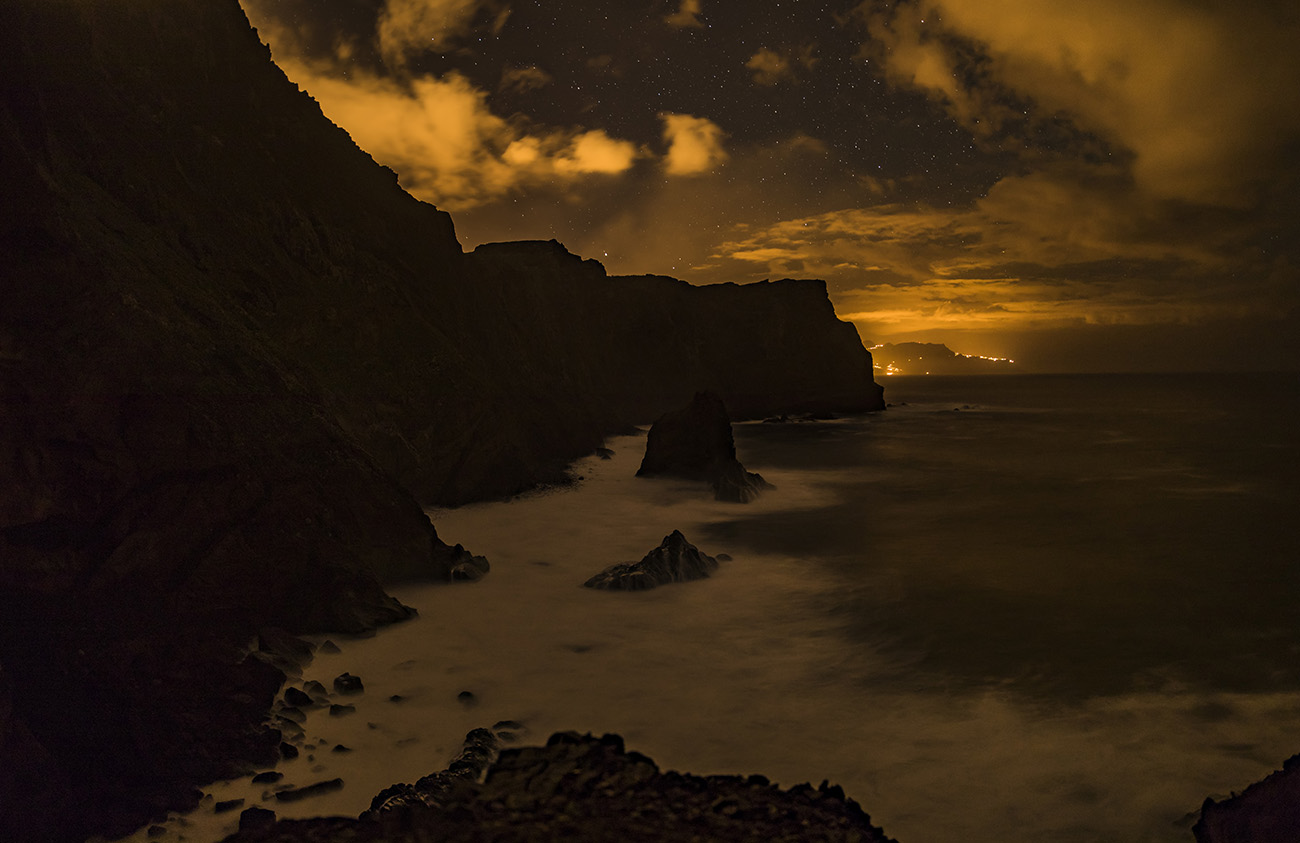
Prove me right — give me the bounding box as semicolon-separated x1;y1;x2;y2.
333;673;364;695
319;640;342;654
251;771;283;784
283;687;313;708
443;542;491;582
279;742;299;760
277;706;305;724
214;798;245;813
457;691;478;707
584;531;718;590
329;704;356;717
595;447;615;460
276;719;303;737
332;744;352;753
146;825;167;837
303;680;329;699
238;806;276;832
388;694;406;703
274;779;345;802
716;553;733;562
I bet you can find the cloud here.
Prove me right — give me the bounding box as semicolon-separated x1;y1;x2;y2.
376;0;484;64
240;1;644;210
745;45;818;86
855;0;1300;206
555;131;641;175
499;65;553;95
661;113;728;175
665;0;704;29
746;49;791;86
709;163;1292;338
268;54;639;209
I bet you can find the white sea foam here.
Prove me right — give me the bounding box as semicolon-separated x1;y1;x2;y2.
128;387;1300;843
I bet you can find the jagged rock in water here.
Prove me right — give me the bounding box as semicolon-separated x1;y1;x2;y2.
584;531;719;590
366;727;505;816
223;731;898;843
637;392;772;502
1195;754;1300;842
333;673;364;695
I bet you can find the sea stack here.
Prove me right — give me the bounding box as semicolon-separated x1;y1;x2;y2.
637;392;771;502
584;531;720;590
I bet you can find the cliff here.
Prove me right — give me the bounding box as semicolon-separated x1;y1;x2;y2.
0;0;882;838
1194;755;1300;843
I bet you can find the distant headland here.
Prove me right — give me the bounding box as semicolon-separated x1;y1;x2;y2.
870;342;1019;375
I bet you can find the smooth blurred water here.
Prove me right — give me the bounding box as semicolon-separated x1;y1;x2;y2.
137;372;1300;843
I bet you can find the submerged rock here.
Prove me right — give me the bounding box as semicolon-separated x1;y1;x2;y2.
333;673;364;695
584;531;720;590
637;392;771;502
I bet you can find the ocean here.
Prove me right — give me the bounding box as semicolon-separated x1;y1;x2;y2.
138;372;1300;843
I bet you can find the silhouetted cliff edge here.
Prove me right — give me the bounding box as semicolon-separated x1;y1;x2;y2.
0;0;881;838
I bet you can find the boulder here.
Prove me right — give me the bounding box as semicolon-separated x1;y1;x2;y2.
333;673;364;695
584;531;719;590
637;393;771;502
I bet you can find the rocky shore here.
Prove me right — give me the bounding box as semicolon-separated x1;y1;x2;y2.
223;731;898;843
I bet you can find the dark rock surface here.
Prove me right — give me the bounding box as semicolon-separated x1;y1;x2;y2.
223;731;897;843
1195;754;1300;842
637;392;773;502
0;0;883;838
585;531;721;590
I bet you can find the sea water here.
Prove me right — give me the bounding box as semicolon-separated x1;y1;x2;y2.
141;373;1300;843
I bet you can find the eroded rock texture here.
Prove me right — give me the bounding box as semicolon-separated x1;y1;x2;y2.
223;732;899;843
584;530;721;590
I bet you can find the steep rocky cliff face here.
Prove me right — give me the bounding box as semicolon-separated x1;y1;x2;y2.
1195;755;1300;843
0;0;883;838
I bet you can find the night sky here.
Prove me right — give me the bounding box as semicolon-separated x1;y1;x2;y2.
240;0;1300;371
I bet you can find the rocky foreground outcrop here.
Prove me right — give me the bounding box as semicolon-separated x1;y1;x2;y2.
584;530;720;590
1194;754;1300;842
224;731;898;843
0;0;882;837
637;392;772;502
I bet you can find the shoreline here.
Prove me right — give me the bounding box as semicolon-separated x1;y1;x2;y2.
119;415;1300;843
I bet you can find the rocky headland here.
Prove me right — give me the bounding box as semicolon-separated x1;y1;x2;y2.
0;0;883;838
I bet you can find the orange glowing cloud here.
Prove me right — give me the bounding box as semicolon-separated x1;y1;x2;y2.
710;164;1286;338
856;0;1300;206
661;114;729;176
664;0;705;29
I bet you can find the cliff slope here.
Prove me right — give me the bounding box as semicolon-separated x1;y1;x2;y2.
0;0;882;838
